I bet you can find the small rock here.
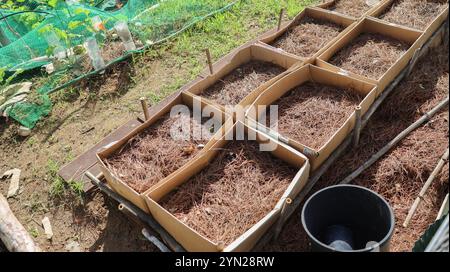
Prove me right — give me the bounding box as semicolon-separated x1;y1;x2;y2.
18;126;31;137
1;168;21;198
65;241;81;252
42;217;53;240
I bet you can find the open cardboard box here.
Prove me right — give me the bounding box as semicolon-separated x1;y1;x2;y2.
143;120;310;252
369;0;449;34
185;43;304;115
246;64;377;170
96;91;229;212
258;7;355;60
313;0;386;19
317;17;423;93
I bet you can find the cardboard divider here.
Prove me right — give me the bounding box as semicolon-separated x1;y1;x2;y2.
317;17;423;93
369;0;449;36
96;91;229;212
246;64;378;170
143;120;310;252
315;0;388;19
257;7;356;61
185;43;304;114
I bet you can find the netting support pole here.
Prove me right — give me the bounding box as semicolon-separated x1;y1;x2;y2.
277;8;285;31
205;48;214;75
140;97;150;121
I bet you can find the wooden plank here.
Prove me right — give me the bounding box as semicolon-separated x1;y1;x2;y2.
58;118;144;191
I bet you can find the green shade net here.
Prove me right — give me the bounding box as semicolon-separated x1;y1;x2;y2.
0;0;238;128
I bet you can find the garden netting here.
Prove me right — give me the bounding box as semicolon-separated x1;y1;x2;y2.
0;0;238;128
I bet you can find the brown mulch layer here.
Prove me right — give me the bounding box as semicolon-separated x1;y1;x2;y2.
105;112;215;193
201;61;285;106
270;16;344;58
264;43;449;252
379;0;448;30
327;0;373;18
266;82;362;150
329;33;410;80
159;140;298;246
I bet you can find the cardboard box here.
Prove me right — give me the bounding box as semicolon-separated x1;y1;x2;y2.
258;7;356;60
96;91;229;212
316;17;422;93
246;64;377;170
314;0;387;19
185;43;303;114
143;120;310;252
370;0;449;36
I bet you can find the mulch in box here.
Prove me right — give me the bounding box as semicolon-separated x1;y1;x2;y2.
270;16;345;59
158;139;298;246
267;82;363;150
200;60;286;106
104;111;215;194
326;0;374;18
328;33;410;81
378;0;448;30
264;43;449;252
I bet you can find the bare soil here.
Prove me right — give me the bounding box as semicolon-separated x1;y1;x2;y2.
105;112;214;193
270;16;344;58
329;33;410;80
264;42;449;252
159;140;298;246
326;0;373;18
378;0;448;30
267;82;362;150
200;61;285;106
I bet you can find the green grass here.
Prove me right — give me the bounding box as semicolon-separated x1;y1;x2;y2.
135;0;317;102
46;159;84;199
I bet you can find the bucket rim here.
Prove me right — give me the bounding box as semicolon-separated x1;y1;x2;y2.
301;184;395;252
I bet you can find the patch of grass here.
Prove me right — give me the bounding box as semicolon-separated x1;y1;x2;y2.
46;159;84;200
28;227;39;238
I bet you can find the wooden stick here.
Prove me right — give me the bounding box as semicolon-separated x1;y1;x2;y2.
85;172;184;252
205;48;214;75
340;97;449;185
273;198;292;240
140;97;150;121
353;106;362;148
403;148;449;227
277;8;285;31
0;193;41;252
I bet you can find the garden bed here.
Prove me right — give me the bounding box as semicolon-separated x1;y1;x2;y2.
328;33;410;80
326;0;373;18
158;140;298;246
270;16;344;58
104;112;214;194
264;43;449;252
200;60;285;106
378;0;448;30
267;82;362;150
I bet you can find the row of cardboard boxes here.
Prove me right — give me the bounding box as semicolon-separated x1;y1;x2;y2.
95;1;449;251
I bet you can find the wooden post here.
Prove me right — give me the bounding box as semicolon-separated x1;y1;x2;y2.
273;197;292;240
0;193;41;252
277;8;285;31
403;148;449;227
140;97;150;121
353;106;362;148
205;48;214;75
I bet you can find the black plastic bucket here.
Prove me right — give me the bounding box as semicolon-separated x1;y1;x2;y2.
301;185;395;252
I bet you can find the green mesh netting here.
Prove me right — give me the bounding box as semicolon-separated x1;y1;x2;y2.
0;0;238;128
